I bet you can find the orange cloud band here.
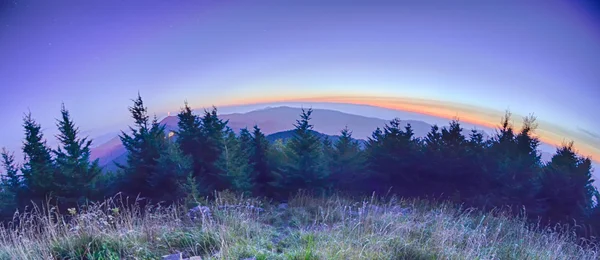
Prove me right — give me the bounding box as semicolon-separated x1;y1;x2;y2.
223;94;600;163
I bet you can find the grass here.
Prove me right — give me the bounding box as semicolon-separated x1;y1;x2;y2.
0;191;597;259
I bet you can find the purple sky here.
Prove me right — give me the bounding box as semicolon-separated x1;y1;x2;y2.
0;0;599;160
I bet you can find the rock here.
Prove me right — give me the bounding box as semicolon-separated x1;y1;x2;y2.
217;204;264;212
187;205;212;222
162;252;182;260
278;203;288;210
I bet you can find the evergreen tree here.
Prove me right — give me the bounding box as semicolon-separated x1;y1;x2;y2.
216;129;252;194
53;104;102;207
1;148;21;198
267;139;289;199
365;119;421;195
321;136;335;188
150;141;193;203
485;112;542;212
0;149;20;217
238;128;253;157
21;112;56;205
198;107;229;192
250;126;275;197
538;142;596;224
118;94;167;199
176;102;203;181
329;127;364;193
438;120;470;200
282;108;328;193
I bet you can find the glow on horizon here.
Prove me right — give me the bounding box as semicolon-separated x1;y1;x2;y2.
217;94;600;162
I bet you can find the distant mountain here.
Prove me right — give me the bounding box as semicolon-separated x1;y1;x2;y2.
159;106;434;139
92;106;436;170
266;129;367;147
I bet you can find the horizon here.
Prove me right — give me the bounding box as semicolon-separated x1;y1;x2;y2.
1;1;599;166
2;101;600;164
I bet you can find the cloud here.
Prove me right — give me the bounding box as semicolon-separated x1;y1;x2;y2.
224;94;600;163
578;128;600;141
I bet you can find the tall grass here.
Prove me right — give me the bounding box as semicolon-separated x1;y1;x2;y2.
0;191;596;259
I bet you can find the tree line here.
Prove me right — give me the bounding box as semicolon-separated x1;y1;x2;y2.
1;94;599;239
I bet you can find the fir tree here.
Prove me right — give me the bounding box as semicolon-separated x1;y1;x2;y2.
0;149;20;216
21;112;56;205
250;125;275;197
176;102;203;180
539;142;596;224
150;141;193;203
438;120;469;200
366;119;421;194
485;112;542;212
118;94;167;198
321;136;335;187
53;104;102;207
216;129;252;194
1;148;21;198
330;127;364;192
198;107;229;192
267;139;289;198
238;128;253;157
283;108;328;193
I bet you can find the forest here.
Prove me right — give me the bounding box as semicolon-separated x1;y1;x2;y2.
1;94;598;242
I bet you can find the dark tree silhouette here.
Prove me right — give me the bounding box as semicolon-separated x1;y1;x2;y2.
53;104;102;207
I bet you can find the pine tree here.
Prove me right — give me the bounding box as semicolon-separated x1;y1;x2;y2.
238;128;253;157
282;108;328;193
176;102;203;181
198;107;229;192
118;94;167;199
538;142;596;224
439;120;469;200
365;119;421;195
150;141;193;203
485;112;542;212
267;139;289;199
0;149;20;217
330;127;364;193
321;136;335;187
1;148;21;198
53;104;102;207
21;112;56;205
250;125;275;197
216;129;252;194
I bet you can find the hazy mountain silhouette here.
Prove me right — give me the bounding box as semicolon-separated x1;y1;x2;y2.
91;106;434;170
265;129;367;148
91;106;560;171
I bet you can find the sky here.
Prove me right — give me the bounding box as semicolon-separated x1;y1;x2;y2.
0;0;599;162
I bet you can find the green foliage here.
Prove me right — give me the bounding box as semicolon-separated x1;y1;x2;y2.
538;142;596;224
280;108;329;194
21;112;56;205
198;107;229;192
5;97;600;245
328;127;364;192
176;102;204;183
364;118;422;195
51;234;122;260
217;129;253;194
53;104;102;207
118;94;168;199
0;148;20;217
250;126;276;197
151;141;193;203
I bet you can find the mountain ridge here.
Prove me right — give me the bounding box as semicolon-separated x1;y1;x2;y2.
91;106;556;171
